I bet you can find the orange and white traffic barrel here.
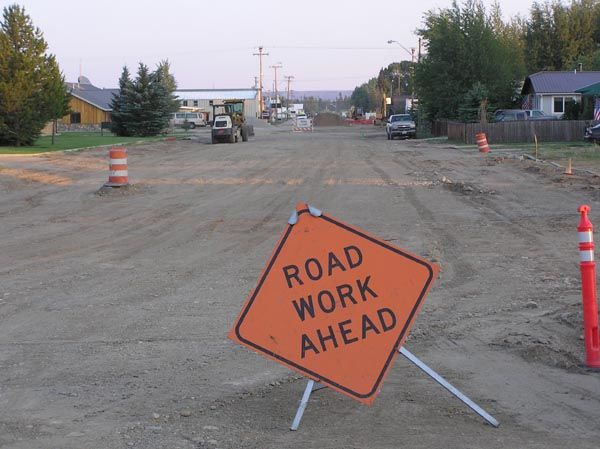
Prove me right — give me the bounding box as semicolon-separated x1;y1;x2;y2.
105;146;129;187
578;205;600;368
475;133;490;153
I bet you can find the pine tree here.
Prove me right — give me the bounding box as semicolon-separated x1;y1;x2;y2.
110;62;178;137
0;5;70;146
110;66;134;136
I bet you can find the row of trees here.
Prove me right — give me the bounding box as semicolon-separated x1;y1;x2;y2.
351;62;413;115
293;93;351;115
525;0;600;73
352;0;600;123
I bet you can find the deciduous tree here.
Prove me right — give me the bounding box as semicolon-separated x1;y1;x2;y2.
415;0;525;121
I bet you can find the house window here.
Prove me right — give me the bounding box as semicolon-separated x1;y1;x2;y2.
70;112;81;124
193;100;198;107
182;100;188;106
553;96;576;114
553;97;564;113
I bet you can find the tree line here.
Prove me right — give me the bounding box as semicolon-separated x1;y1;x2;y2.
352;0;600;123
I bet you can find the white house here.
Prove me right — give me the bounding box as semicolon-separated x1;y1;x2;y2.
521;71;600;116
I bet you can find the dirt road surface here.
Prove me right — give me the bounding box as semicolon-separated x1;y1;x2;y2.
1;125;599;448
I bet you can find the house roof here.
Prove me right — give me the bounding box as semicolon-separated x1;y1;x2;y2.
66;81;118;111
522;71;600;95
174;89;258;100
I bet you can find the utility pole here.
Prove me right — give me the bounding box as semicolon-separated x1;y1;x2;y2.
387;40;416;110
253;46;269;115
270;63;282;119
285;75;294;119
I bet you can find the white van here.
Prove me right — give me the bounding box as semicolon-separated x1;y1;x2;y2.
170;112;206;128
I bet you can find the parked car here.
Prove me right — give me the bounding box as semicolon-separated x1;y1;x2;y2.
386;114;416;139
494;109;556;122
493;109;528;122
584;123;600;142
523;110;556;120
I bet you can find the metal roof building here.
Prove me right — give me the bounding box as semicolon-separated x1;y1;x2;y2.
522;71;600;116
63;79;118;124
174;88;260;120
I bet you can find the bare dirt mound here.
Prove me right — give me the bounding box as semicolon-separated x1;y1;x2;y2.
313;112;343;126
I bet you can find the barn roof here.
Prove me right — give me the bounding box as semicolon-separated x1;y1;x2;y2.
66;82;118;111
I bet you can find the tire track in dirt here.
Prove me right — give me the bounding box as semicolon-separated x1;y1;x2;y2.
363;148;476;290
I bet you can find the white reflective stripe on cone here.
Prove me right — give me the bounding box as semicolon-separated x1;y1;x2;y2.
109;158;127;165
110;170;128;177
579;231;593;243
580;250;595;262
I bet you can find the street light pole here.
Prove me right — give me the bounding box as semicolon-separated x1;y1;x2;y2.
387;40;416;110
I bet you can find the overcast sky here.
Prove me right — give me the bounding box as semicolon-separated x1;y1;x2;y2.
13;0;538;91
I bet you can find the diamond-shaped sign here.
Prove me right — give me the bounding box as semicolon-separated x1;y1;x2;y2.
229;205;438;404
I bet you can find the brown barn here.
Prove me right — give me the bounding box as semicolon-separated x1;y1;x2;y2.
63;77;118;125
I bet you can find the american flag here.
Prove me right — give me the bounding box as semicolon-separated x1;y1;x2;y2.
522;95;532;110
594;98;600;121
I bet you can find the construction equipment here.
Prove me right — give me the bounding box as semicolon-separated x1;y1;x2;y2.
211;100;253;144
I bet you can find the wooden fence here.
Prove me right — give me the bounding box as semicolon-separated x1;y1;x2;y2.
431;120;448;137
443;120;596;144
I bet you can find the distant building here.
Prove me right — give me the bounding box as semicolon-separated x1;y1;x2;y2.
64;76;117;125
62;79;260;125
521;71;600;116
175;89;259;120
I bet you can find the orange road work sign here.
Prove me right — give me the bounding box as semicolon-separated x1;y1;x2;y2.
229;204;439;405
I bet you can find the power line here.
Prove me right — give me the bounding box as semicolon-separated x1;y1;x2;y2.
266;45;400;50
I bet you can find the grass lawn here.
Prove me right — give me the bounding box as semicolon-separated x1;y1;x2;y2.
0;131;192;154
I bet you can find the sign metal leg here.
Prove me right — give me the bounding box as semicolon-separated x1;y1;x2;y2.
399;347;500;427
290;379;315;431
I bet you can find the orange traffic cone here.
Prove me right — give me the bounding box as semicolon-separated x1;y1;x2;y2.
105;147;129;187
475;133;490;153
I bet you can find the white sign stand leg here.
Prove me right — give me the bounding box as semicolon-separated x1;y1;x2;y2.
290;380;314;431
289;346;500;431
398;347;499;427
